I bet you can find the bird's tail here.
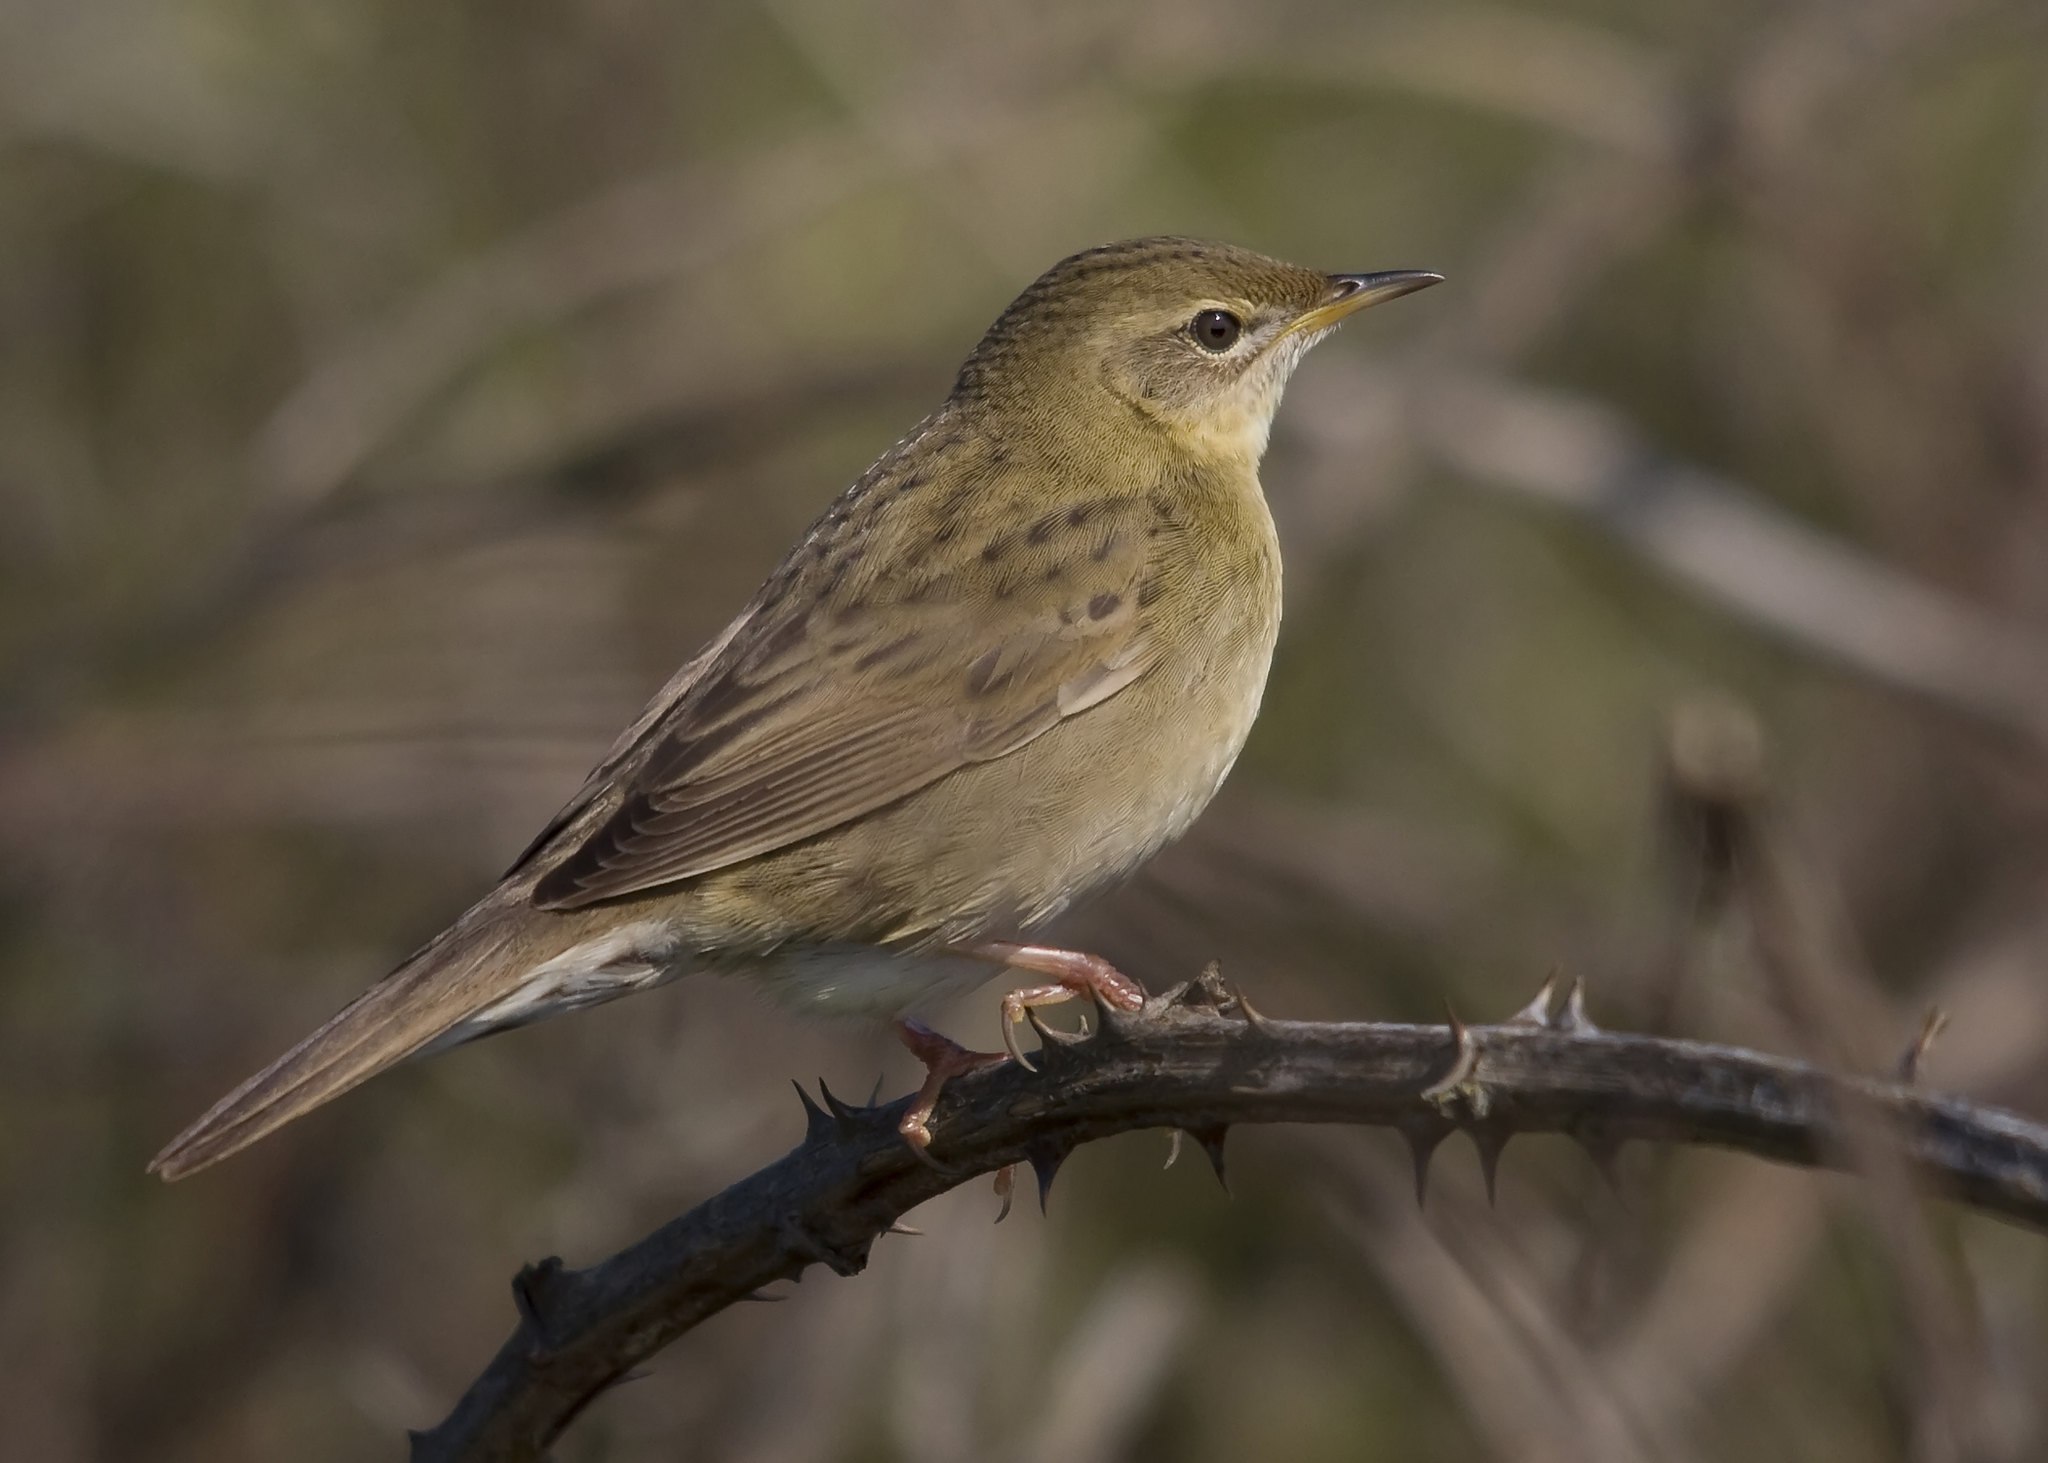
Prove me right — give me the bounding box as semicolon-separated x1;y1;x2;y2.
148;907;520;1181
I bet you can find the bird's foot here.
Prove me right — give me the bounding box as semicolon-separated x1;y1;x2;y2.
967;941;1145;1072
894;1018;1007;1151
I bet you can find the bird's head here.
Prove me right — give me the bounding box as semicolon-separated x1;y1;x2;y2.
954;237;1440;467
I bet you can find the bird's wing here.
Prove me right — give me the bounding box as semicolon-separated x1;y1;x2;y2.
530;478;1159;910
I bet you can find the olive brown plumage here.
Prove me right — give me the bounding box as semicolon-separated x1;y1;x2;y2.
149;237;1439;1179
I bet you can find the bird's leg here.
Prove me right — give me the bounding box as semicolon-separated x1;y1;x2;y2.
966;941;1145;1071
894;1018;1006;1150
892;946;1141;1150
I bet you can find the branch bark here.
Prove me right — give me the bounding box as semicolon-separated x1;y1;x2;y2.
410;971;2048;1463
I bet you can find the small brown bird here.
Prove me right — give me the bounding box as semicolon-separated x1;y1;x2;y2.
150;237;1439;1179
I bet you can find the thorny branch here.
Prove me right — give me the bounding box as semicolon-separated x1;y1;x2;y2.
411;968;2048;1463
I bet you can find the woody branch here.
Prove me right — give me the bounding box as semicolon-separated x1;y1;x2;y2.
410;968;2048;1463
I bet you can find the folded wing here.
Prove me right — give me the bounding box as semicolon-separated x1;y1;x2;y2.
532;486;1158;909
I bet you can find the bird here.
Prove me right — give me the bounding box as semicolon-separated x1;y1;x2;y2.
149;237;1440;1180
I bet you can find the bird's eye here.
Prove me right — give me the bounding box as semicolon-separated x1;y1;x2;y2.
1189;308;1243;352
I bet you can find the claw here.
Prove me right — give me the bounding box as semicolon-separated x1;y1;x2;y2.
906;1141;950;1172
1002;1001;1039;1073
969;941;1142;1062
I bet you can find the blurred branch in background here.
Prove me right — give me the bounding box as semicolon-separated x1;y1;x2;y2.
1394;367;2048;748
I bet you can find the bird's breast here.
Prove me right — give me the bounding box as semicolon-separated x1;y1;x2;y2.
663;469;1284;970
955;469;1285;926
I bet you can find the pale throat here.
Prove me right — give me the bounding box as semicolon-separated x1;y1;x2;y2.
1181;401;1274;467
1180;360;1300;469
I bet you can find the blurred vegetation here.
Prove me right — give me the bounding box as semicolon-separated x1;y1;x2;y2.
4;0;2048;1458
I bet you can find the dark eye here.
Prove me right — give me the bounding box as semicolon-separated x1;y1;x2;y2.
1189;308;1242;352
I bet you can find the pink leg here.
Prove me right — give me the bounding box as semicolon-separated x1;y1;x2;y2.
966;941;1145;1072
891;946;1143;1151
894;1018;1005;1150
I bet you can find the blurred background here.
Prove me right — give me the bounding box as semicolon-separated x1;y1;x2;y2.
6;0;2048;1458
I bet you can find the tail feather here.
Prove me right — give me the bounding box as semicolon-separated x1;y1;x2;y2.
149;911;516;1181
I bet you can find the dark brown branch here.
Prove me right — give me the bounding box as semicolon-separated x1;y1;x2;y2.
410;971;2048;1463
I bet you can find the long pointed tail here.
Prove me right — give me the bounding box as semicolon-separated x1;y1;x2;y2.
149;910;518;1181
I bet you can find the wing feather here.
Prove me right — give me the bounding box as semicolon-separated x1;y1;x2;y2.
531;478;1158;910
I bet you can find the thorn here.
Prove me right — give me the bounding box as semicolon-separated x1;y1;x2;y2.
1026;1140;1071;1213
1897;1006;1949;1085
1025;1007;1085;1057
1508;969;1560;1027
1095;993;1144;1045
1557;977;1599;1035
778;1219;868;1277
817;1078;864;1135
512;1257;567;1349
993;1164;1015;1223
1223;976;1275;1034
867;1074;885;1107
1399;1117;1451;1208
793;1081;839;1145
1164;1128;1184;1170
1171;961;1231;1011
1572;1122;1625;1198
1421;1001;1482;1110
884;1220;923;1238
1471;1126;1509;1206
1185;1124;1230;1193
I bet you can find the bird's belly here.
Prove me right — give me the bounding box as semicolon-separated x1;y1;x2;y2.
1026;651;1269;904
847;607;1277;937
701;685;1257;1021
740;943;1000;1019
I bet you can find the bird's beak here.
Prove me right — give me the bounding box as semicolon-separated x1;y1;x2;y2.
1288;269;1444;335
